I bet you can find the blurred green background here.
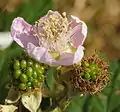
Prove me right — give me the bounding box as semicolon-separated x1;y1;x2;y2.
0;0;120;112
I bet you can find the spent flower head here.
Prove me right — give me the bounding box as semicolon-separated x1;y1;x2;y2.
61;54;110;95
11;10;87;66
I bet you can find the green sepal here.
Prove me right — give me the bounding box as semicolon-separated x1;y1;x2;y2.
49;51;60;60
5;86;21;104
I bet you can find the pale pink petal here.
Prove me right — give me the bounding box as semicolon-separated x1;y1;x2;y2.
47;10;62;17
70;15;87;48
53;45;84;65
27;43;55;64
11;17;39;48
27;43;84;66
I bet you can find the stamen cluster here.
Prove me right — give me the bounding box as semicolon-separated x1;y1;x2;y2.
34;12;71;52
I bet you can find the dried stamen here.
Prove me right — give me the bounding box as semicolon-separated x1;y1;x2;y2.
69;54;110;95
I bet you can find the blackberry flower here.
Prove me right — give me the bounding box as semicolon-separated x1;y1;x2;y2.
11;10;87;66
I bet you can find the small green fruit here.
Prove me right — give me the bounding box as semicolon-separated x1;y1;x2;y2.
33;71;37;79
20;74;28;83
28;60;33;66
21;60;27;69
34;63;40;71
27;82;32;87
90;65;96;70
26;67;33;77
19;83;26;90
33;79;38;87
37;69;43;75
37;82;41;88
29;77;34;82
84;62;89;67
91;75;96;81
14;70;22;79
40;66;45;72
84;73;90;80
13;60;20;70
27;86;32;90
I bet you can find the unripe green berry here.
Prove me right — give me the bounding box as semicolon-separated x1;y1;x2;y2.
28;60;33;67
85;62;89;67
13;60;20;70
84;73;90;80
34;63;40;71
21;60;27;69
37;82;41;87
27;82;32;87
87;68;91;73
80;73;84;77
40;66;45;72
39;67;45;74
29;77;34;82
33;71;37;79
19;83;26;90
95;68;100;72
33;79;38;87
27;86;32;90
14;70;21;79
38;77;42;82
37;69;43;75
91;75;96;81
90;65;96;71
26;67;33;77
38;75;44;82
92;72;96;75
20;74;28;83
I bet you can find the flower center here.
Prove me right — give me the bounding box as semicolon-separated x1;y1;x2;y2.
34;12;71;52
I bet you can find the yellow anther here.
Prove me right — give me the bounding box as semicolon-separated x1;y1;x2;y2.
62;12;66;17
34;12;72;52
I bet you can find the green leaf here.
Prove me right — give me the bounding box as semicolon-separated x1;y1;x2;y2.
106;60;120;112
89;95;107;112
0;50;9;103
50;107;61;112
109;60;119;74
108;94;120;112
5;86;21;104
46;67;57;90
67;94;85;112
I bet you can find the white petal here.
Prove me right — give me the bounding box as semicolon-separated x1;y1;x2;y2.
0;32;13;49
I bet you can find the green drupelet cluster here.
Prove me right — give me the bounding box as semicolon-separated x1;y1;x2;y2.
13;59;45;91
80;61;100;81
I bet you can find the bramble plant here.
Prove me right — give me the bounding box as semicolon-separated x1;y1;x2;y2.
0;10;110;112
